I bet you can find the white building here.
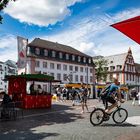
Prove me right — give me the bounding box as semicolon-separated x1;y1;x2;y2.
25;38;96;86
0;60;17;92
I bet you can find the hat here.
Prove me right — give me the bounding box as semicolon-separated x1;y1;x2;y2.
0;91;5;95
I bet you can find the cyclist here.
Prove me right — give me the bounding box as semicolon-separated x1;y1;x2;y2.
105;78;125;114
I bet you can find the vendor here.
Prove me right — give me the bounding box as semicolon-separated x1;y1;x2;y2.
38;85;43;94
30;82;35;94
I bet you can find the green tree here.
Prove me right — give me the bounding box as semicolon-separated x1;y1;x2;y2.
0;0;16;23
95;58;108;83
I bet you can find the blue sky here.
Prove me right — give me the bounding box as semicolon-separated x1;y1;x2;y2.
0;0;140;62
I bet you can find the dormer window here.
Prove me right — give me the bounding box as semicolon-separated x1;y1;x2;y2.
66;54;69;60
78;56;81;62
83;57;86;63
72;55;75;61
44;49;48;56
35;48;40;55
52;51;56;57
59;52;63;59
88;58;91;63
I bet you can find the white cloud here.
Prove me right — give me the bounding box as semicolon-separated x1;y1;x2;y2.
41;8;140;62
4;0;82;26
0;35;17;62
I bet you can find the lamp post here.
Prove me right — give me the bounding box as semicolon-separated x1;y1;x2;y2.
86;64;88;89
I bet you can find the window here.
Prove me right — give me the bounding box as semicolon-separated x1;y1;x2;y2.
57;64;61;70
50;63;54;69
110;66;115;71
66;54;69;60
80;67;83;72
50;73;54;77
44;49;48;56
75;66;78;72
78;56;81;62
69;74;73;82
75;75;78;82
83;57;86;63
90;68;93;73
63;74;67;81
52;51;56;57
35;60;40;67
43;62;47;68
80;75;83;82
90;76;93;83
69;65;73;71
110;61;113;64
35;48;40;55
72;55;75;61
57;73;61;80
63;64;67;71
59;52;63;59
0;65;2;69
88;58;91;63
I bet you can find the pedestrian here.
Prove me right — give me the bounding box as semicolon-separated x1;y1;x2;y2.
71;87;77;106
80;85;89;114
56;86;62;102
62;87;68;102
137;91;140;106
131;88;137;106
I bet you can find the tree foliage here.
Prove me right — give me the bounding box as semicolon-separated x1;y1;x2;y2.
95;58;108;83
0;0;16;23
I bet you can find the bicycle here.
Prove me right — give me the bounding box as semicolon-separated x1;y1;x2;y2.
90;100;128;126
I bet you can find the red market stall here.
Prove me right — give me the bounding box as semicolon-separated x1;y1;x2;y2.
6;74;60;109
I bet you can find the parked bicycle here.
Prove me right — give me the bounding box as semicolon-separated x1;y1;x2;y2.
90;101;128;126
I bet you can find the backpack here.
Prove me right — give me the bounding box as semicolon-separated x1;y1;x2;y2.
100;84;111;99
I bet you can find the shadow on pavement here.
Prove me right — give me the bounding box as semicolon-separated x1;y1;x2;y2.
101;123;136;127
0;104;83;140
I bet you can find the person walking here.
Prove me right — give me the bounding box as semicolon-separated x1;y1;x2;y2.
137;91;140;106
80;85;89;114
71;87;77;106
131;88;137;106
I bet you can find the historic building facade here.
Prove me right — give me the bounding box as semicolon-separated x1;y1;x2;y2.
24;38;95;86
0;60;17;92
93;48;140;91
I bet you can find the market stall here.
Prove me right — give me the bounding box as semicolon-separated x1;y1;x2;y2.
6;74;60;109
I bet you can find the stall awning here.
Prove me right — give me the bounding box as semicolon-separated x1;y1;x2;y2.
5;74;61;82
111;16;140;45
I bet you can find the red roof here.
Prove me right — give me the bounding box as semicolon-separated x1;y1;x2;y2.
111;16;140;45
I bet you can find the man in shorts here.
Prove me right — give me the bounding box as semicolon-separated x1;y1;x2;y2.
105;78;124;114
80;85;89;114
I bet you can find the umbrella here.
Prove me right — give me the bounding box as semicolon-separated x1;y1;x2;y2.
111;16;140;45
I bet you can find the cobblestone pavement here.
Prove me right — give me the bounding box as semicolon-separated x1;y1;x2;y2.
0;99;140;140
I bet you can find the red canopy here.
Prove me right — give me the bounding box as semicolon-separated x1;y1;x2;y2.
111;16;140;45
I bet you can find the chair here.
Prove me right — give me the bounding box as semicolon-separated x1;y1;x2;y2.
0;102;17;120
14;101;24;118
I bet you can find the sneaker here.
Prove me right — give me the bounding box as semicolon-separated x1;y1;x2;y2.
81;111;84;114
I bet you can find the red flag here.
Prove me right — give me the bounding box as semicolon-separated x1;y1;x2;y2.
111;16;140;45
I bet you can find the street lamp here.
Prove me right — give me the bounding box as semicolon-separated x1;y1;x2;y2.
86;64;88;89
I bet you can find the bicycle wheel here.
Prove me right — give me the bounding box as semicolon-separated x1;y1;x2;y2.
112;108;128;124
90;108;105;126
